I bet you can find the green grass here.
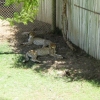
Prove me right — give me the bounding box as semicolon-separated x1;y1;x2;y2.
0;42;100;100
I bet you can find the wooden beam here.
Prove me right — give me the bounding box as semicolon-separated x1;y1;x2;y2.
51;0;56;33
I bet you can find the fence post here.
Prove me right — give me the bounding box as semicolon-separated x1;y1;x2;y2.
51;0;56;33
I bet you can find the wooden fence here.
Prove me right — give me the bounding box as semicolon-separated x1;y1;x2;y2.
66;0;100;59
37;0;100;60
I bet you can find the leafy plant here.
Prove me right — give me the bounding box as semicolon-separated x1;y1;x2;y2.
4;0;39;25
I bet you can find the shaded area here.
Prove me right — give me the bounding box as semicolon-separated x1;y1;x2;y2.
0;19;100;87
7;20;52;54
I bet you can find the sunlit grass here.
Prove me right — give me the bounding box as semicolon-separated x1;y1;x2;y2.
0;42;100;100
0;42;12;53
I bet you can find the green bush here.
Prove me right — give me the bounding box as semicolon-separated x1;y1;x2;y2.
5;0;39;25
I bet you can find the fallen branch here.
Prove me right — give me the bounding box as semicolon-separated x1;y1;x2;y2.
62;32;76;51
62;0;76;51
66;40;76;51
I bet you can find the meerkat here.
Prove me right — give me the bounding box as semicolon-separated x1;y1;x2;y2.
22;31;30;36
23;43;57;63
22;27;37;36
22;32;52;47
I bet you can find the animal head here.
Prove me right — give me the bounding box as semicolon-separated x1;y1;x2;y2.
29;31;36;38
28;50;37;54
49;43;56;55
49;43;56;49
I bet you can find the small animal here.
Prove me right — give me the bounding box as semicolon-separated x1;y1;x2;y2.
22;31;30;36
22;27;37;36
23;43;56;63
22;31;36;37
22;32;52;47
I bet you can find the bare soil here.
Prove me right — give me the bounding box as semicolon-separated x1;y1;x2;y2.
0;19;100;84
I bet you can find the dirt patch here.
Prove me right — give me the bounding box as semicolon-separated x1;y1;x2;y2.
0;19;100;84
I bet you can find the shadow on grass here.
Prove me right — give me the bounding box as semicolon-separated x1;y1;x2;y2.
12;52;100;87
1;19;100;87
12;54;35;69
0;52;20;54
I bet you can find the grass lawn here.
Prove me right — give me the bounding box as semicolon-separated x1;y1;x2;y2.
0;42;100;100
